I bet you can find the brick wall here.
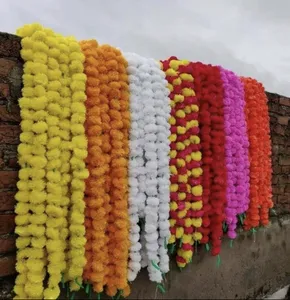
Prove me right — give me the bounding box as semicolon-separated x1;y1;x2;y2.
0;32;289;279
267;92;290;214
0;32;23;277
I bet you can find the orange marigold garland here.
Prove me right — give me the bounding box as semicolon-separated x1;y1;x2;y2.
161;57;203;267
241;77;273;230
80;40;111;293
100;45;130;297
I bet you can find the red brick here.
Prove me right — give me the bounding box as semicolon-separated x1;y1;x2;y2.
0;83;9;99
0;58;16;77
272;176;279;184
0;236;15;254
274;124;285;136
0;171;18;189
278;194;290;204
272;136;285;145
0;37;21;58
0;191;16;211
0;255;16;277
0;125;20;145
0;214;15;234
279;157;290;166
278;116;289;125
273;165;281;174
285;185;290;193
278;175;290;185
0;105;20;122
272;185;285;195
280;97;290;107
8;157;18;169
282;166;290;173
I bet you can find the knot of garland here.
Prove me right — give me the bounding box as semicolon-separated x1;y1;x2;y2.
13;23;273;299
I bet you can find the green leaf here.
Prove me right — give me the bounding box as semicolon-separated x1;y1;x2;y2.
157;283;166;294
216;254;221;268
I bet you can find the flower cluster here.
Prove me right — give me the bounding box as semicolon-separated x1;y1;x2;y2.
192;63;227;256
241;77;273;230
125;53;171;283
161;57;203;267
14;23;50;299
80;39;110;293
64;37;88;292
153;59;171;275
219;67;250;239
14;23;88;299
103;45;131;297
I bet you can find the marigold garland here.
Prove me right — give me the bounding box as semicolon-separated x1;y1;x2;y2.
100;45;130;297
161;57;203;267
80;39;110;293
191;63;227;256
14;23;88;299
12;22;275;299
14;23;50;299
219;68;250;239
124;53;149;282
241;77;273;230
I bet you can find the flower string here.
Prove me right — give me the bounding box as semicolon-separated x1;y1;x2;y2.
241;77;273;230
219;68;250;240
124;53;147;282
191;63;227;256
65;35;88;292
14;23;50;299
102;45;130;297
153;60;171;275
80;40;109;293
161;57;203;268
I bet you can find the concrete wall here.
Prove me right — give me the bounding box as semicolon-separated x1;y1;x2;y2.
0;32;289;299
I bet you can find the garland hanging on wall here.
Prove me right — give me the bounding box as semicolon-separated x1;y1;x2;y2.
11;23;274;299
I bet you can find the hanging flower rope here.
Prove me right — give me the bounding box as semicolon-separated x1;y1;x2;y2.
191;63;227;257
153;60;171;275
63;36;88;293
101;45;130;297
258;82;273;226
161;57;203;268
80;39;111;294
125;53;171;283
241;77;273;230
219;68;250;240
123;52;145;283
14;23;50;299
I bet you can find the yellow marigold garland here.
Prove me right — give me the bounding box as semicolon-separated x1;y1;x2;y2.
66;37;88;291
14;23;51;299
14;23;88;299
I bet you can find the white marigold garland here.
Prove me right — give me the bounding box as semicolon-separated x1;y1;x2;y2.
125;53;170;283
124;53;146;282
150;60;171;274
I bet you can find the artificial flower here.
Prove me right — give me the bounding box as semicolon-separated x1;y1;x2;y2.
219;67;250;239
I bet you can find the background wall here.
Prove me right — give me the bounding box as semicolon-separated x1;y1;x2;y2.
0;33;289;299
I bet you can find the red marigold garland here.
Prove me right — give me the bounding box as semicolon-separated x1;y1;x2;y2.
241;77;273;230
161;57;203;267
191;63;227;256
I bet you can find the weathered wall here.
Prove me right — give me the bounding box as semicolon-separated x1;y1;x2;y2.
0;32;22;278
0;32;289;299
268;92;290;214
